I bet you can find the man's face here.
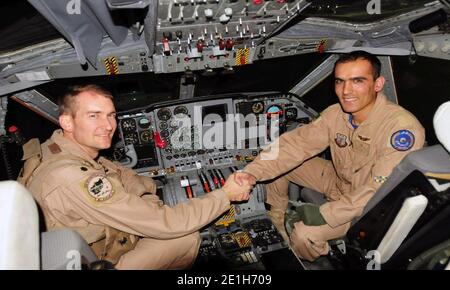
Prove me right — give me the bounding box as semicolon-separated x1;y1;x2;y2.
334;59;384;122
61;90;117;157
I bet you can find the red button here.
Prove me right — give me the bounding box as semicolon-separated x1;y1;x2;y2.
8;126;18;133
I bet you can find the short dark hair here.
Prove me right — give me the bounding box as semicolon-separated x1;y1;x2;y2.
334;50;382;79
59;84;113;116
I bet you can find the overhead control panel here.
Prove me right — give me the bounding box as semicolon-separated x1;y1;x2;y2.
413;33;450;61
153;0;311;73
47;48;153;78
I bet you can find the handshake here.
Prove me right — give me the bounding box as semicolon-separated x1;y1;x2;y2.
221;171;257;202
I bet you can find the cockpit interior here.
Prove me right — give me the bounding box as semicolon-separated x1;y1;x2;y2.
0;0;450;271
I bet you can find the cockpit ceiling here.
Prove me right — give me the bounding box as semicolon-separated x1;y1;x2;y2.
302;0;437;23
0;0;439;54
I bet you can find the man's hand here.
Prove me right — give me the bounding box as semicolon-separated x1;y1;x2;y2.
285;203;326;236
234;171;256;187
222;173;254;202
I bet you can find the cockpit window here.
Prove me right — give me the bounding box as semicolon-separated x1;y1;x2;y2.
302;0;435;24
36;73;180;113
194;53;328;97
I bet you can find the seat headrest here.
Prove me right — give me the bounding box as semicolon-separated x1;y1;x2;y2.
434;101;450;152
0;181;40;269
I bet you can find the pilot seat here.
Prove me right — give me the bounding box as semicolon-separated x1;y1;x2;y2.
0;181;100;270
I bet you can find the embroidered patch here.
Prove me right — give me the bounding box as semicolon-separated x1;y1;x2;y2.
374;176;388;184
358;135;371;142
86;174;113;201
335;133;348;148
391;130;415;151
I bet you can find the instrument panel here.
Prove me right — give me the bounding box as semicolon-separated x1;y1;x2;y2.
115;92;316;270
118;114;159;169
116;92;315;175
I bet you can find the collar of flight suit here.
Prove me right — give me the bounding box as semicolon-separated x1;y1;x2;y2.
49;129;103;170
340;93;388;130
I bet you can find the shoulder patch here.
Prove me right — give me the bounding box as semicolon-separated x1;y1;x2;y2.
391;130;415;151
85;174;114;201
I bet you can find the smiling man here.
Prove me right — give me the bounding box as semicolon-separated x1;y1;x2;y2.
58;87;117;157
18;84;252;269
234;51;426;262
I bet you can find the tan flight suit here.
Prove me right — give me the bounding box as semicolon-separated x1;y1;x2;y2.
244;94;425;261
18;130;231;269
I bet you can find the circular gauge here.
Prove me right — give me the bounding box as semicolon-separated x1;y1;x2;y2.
161;129;170;138
266;105;283;116
124;132;139;145
174;105;188;116
138;117;151;129
285;108;298;120
159;121;168;130
113;147;125;161
251;101;264;114
157;108;172;121
140;130;153;143
170;119;179;128
121;119;137;133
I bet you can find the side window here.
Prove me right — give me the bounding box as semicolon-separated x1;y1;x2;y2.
393;56;450;146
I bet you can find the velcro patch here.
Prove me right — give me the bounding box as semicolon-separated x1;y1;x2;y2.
86;174;114;201
391;130;415;151
48;143;61;154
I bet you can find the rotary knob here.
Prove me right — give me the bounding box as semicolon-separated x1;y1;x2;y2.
204;8;213;19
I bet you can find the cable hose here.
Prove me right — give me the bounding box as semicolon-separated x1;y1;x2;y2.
0;136;14;180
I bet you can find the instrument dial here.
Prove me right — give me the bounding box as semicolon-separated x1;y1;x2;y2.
124;132;139;145
170;119;181;128
113;147;125;161
161;129;170;138
251;101;264;114
285;108;298;120
159;121;168;130
157;108;172;121
138;117;151;129
174;105;188;116
266;105;283;115
121;119;137;133
140;130;153;143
